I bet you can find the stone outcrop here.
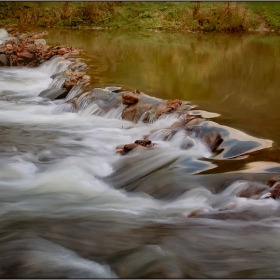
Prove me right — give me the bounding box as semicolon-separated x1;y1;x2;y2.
0;28;79;67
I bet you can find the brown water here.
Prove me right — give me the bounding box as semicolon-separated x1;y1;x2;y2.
45;28;280;169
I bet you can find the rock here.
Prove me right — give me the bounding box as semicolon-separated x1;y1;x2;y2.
185;117;199;126
122;102;152;122
70;62;87;72
18;34;27;40
116;145;126;155
156;103;168;118
39;88;67;100
6;37;17;43
6;44;13;50
116;140;154;155
64;77;78;91
202;132;223;153
9;54;18;66
122;90;140;105
270;183;280;199
134;139;153;147
0;54;8;66
34;39;46;46
267;176;280;187
116;143;138;155
57;47;68;55
18;51;34;59
28;44;37;53
156;99;183;116
123;143;138;153
171;121;184;128
82;75;90;81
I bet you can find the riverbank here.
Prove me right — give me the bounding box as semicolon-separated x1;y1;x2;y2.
1;2;280;33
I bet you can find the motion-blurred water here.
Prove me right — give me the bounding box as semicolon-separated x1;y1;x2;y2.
0;54;280;278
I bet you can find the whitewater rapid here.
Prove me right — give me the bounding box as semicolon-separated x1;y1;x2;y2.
0;56;280;278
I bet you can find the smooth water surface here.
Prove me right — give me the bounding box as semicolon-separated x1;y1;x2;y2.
0;28;280;278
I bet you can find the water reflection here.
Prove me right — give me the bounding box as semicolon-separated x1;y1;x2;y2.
44;29;280;149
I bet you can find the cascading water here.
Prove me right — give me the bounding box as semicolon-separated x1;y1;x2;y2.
1;55;280;279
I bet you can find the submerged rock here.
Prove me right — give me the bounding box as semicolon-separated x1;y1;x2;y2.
39;88;68;100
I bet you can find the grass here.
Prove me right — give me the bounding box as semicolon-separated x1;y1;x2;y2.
0;2;279;33
244;2;280;30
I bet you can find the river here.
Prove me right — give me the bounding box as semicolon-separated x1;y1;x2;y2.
1;28;280;278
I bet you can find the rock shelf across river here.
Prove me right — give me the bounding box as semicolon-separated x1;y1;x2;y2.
0;27;279;204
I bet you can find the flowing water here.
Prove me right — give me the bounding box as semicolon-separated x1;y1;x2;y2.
1;28;280;278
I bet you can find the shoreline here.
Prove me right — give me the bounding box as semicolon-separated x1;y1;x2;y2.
1;2;279;35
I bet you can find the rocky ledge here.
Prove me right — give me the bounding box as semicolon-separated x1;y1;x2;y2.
0;27;90;98
2;28;279;203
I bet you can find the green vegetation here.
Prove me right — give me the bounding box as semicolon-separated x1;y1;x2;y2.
244;2;280;30
0;2;280;33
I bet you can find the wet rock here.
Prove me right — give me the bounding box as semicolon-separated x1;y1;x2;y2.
0;54;8;66
6;44;13;50
122;90;140;105
267;176;280;187
18;51;34;59
0;30;79;68
270;183;280;199
39;88;67;100
202;132;224;153
155;99;186;117
70;62;87;72
116;143;138;155
134;139;153;147
9;54;18;66
185;117;199;126
116;139;154;155
122;102;152;122
28;44;37;53
171;121;184;128
155;103;168;118
57;47;68;55
124;143;138;153
64;77;78;92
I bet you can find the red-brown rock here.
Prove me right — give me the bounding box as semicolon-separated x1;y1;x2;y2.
122;90;140;105
18;51;34;59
